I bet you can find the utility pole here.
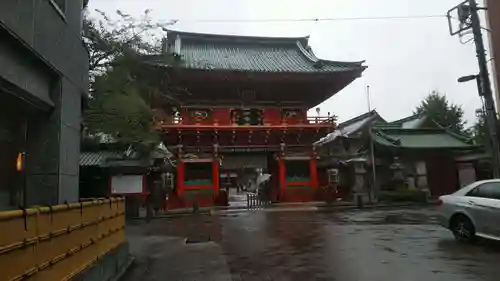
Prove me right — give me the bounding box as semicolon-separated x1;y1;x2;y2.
367;85;376;202
448;0;500;178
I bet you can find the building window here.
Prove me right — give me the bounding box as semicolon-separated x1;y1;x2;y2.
327;169;339;184
285;160;311;181
0;91;29;209
184;162;212;183
49;0;66;17
231;109;263;126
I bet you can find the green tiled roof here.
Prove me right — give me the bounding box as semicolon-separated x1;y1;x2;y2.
379;114;428;129
371;128;474;149
79;151;125;167
455;152;490;162
80;150;149;168
315;110;384;146
80;151;142;167
145;30;366;74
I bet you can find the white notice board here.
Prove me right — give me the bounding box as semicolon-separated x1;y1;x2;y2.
111;175;144;194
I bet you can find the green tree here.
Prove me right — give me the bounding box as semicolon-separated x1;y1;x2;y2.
82;10;177;152
83;9;175;79
471;108;489;145
84;65;158;144
414;90;467;134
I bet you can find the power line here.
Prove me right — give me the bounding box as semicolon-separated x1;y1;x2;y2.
481;26;492;33
174;14;446;23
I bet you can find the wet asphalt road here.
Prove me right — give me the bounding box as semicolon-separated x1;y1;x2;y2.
124;207;500;281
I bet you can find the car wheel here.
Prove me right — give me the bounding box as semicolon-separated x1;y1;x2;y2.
451;215;475;242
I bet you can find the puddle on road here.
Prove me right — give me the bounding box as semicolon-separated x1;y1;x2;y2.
339;211;439;225
185;234;211;244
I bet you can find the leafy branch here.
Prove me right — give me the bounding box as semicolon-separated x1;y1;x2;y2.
414;90;468;135
82;9;178;154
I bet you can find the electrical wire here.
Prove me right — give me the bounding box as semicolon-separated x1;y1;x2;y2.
481;26;492;33
173;14;446;23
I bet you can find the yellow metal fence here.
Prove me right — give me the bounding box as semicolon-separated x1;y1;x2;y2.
0;198;126;281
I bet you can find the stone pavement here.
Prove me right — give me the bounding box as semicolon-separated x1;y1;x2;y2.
122;207;500;281
125;235;232;281
227;191;250;209
134;200;438;219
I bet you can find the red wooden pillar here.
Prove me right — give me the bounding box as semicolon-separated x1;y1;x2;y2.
212;158;220;196
177;161;185;197
279;157;286;199
310;156;318;190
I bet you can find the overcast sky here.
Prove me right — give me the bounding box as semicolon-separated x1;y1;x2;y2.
89;0;492;126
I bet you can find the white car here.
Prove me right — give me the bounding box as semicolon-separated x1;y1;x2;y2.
437;179;500;242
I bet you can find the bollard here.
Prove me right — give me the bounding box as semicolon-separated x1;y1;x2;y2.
356;194;363;209
145;203;153;223
193;200;199;214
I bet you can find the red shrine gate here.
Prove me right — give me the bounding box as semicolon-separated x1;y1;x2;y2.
145;30;366;208
162;111;335;207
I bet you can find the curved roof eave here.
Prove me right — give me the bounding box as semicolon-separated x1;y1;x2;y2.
165;29;310;45
147;30;366;74
294;39;365;67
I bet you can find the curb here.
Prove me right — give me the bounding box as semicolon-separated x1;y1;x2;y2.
128;211;211;220
111;256;135;281
316;202;435;213
210;206;319;215
129;201;436;219
211;202;435;215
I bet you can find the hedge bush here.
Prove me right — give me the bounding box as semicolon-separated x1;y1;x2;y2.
378;189;427;203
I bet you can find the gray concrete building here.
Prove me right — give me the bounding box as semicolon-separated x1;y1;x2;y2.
0;0;89;209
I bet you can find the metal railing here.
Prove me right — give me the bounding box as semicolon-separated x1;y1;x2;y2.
155;116;336;127
0;198;125;281
306;116;337;124
246;193;271;209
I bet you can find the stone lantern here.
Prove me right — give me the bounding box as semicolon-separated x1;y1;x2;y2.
351;159;368;205
390;157;405;189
